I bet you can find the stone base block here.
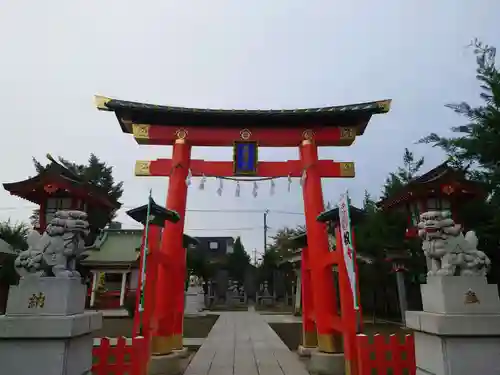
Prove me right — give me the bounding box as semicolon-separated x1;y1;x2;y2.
148;353;182;375
406;310;500;336
0;333;93;375
172;347;189;358
422;276;500;314
0;311;102;338
297;345;317;357
6;276;86;316
309;351;345;375
413;330;500;375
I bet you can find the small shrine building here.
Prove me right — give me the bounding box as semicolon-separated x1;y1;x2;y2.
377;161;484;237
3;158;120;239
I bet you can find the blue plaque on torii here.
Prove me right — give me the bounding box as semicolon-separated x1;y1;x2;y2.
233;141;258;176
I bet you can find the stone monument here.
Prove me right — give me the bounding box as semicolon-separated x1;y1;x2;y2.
406;211;500;375
0;211;102;375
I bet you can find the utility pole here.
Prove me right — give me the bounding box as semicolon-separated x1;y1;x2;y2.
253;248;257;266
264;209;269;252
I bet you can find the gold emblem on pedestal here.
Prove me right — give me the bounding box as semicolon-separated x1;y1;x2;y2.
28;292;46;308
464;289;480;304
135;161;151;176
132;124;150;140
340;162;355;177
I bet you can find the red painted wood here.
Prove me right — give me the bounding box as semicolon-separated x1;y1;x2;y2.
92;336;147;375
143;225;161;342
115;337;127;374
144;125;352;147
335;224;359;374
147;158;351;178
356;334;371;375
389;334;403;375
301;246;316;345
299;142;339;352
356;333;416;375
38;199;46;233
154;141;191;347
373;334;386;372
92;337;110;375
132;336;147;375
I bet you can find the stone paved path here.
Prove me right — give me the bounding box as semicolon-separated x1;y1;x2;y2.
184;311;309;375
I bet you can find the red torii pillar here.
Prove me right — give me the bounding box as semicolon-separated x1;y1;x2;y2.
133;225;162;338
152;138;191;355
299;139;340;353
300;245;317;348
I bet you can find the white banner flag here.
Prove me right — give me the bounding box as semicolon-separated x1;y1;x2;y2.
338;193;359;310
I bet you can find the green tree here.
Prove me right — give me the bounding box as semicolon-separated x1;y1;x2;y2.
419;39;500;195
187;248;216;282
227;237;251;283
31;154;123;241
381;148;425;199
419;39;500;282
0;220;29;285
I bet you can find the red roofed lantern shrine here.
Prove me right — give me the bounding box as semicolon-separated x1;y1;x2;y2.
95;94;391;372
377;162;484;238
3;157;120;239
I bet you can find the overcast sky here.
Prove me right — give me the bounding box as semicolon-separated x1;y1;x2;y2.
1;1;499;257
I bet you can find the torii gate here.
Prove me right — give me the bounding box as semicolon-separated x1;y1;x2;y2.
95;95;391;371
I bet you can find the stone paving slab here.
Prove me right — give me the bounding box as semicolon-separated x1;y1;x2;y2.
184;311;309;375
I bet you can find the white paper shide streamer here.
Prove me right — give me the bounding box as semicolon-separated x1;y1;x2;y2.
190;176;302;197
252;181;258;198
186;168;192;186
235;181;241;197
199;174;207;190
217;178;224;196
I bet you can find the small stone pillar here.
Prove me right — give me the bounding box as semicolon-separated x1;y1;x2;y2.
406;276;500;375
0;276;102;375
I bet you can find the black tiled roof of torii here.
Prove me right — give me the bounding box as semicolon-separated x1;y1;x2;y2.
96;96;391;132
103;97;389;116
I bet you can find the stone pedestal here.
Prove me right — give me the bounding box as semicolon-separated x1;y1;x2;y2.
309;351;345;375
297;344;317;357
406;276;500;375
0;276;102;375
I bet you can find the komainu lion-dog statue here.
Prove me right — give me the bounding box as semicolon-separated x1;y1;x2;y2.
418;211;490;276
14;210;89;277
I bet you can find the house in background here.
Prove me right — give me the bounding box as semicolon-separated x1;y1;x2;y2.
82;224;199;310
193;236;234;260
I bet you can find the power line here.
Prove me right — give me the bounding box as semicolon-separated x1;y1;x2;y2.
186;227;264;231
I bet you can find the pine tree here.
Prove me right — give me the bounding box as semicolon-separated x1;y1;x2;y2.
227;237;251;283
30;154;123;240
419;39;500;199
0;220;29;285
419;39;500;283
381;148;424;199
